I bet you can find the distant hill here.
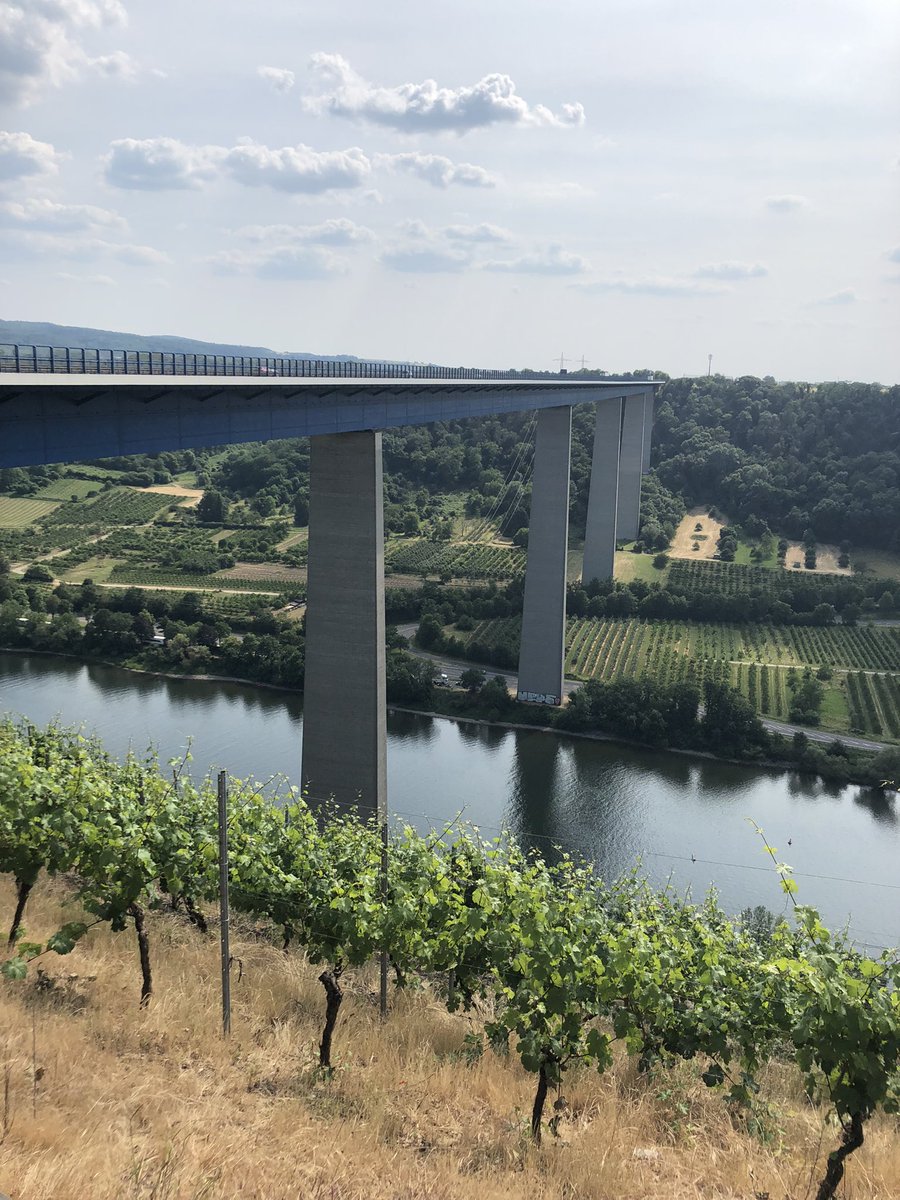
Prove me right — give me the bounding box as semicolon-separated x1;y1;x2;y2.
0;319;358;362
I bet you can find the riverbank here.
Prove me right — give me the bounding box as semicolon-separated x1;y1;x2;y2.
1;643;895;792
3;646;898;949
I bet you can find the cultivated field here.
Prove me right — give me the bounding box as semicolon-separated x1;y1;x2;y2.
385;536;525;580
32;477;104;502
457;616;900;740
216;561;308;584
0;496;60;527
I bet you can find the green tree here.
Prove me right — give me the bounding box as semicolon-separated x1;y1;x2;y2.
459;666;486;693
196;489;227;523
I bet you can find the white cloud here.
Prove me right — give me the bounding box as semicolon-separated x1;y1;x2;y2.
0;196;125;231
482;244;588;276
105;136;494;196
89;49;139;80
258;65;295;94
233;218;373;246
693;261;768;280
56;270;116;286
445;223;512;243
109;242;170;265
765;194;810;213
209;245;347;280
379;152;495;189
104;136;221;189
0;228;168;267
0;130;61;181
222;139;371;193
814;288;857;306
888;247;900;263
381;245;469;273
579;275;729;297
303;53;585;133
0;0;128;105
105;135;373;195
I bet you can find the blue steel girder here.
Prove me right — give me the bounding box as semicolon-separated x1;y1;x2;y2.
0;375;655;468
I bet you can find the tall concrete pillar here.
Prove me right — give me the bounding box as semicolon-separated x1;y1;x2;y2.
582;397;623;584
641;391;654;474
517;405;571;706
615;394;646;542
301;431;386;818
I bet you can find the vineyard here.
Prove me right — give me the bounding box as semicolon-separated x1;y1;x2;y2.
107;564;304;594
458;616;900;738
385;536;525;580
464;616;900;677
1;719;898;1200
43;487;175;527
668;558;846;597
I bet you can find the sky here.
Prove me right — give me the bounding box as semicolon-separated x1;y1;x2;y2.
1;0;899;381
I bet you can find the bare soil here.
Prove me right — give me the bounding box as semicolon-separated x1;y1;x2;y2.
216;562;307;583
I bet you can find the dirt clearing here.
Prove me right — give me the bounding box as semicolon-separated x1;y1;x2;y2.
669;505;726;560
783;542;851;575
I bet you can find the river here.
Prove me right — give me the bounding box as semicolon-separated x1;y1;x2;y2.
1;651;897;951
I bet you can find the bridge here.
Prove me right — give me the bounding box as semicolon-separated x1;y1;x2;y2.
0;344;660;817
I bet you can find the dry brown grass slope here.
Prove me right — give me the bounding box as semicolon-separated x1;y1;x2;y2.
0;878;898;1200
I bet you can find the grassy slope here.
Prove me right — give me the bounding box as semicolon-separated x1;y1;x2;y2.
1;877;898;1200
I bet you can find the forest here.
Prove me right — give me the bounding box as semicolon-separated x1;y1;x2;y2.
652;377;900;550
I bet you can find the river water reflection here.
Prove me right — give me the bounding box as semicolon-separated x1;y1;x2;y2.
2;651;897;950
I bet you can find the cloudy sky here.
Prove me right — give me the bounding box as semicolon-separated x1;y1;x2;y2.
2;0;898;380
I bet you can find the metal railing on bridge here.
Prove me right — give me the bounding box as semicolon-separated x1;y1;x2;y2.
0;344;538;381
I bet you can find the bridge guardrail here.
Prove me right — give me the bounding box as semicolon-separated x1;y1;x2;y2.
0;344;535;381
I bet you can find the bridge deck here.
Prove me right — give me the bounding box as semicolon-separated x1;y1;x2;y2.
0;372;655;467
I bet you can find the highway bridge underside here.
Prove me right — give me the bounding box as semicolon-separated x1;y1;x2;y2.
0;376;654;817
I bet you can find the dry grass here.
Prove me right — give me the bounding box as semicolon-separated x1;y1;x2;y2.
670;507;727;561
1;878;898;1200
136;485;203;508
783;543;851;577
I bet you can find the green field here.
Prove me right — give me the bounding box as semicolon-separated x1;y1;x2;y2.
0;496;61;528
852;547;900;584
58;555;125;584
614;549;670;584
31;477;105;502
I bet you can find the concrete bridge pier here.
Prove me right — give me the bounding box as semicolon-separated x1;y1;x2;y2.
641;391;654;474
300;431;387;819
516;405;572;705
581;397;623;585
615;393;647;542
